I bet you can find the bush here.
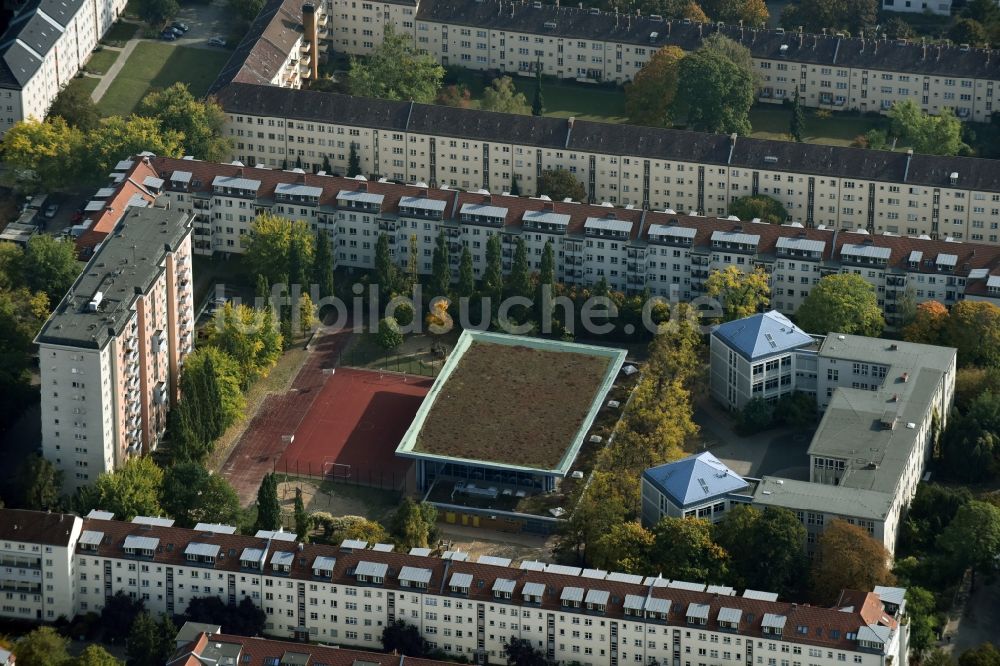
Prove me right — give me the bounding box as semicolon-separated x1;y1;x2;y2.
376;316;403;351
394;301;415;327
736;398;772;435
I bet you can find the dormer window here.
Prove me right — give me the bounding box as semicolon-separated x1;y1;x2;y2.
355;561;388;584
762;614;787;637
687;603;710;626
624;595;644;617
584;589;609;612
123;536;158;559
560;587;584;608
79;531;103;552
449;572;473;594
493;579;515;599
522;582;544;604
399;566;432;589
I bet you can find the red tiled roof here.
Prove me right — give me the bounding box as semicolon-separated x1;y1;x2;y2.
83;514;883;653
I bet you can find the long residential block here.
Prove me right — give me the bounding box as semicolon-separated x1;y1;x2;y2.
0;507;911;666
229;0;999;120
35;207;194;492
84;155;1000;328
0;0;128;134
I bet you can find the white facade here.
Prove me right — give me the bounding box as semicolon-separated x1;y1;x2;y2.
0;0;128;134
1;508;910;666
0;511;82;622
881;0;951;15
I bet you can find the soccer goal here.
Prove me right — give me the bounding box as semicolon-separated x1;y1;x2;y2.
323;461;352;479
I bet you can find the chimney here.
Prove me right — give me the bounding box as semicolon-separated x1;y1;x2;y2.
302;3;319;81
568;116;575;130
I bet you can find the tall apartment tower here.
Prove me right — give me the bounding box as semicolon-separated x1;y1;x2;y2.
35;207;194;492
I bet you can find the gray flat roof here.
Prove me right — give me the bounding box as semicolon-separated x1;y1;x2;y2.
35;208;191;349
753;476;893;521
522;581;545;596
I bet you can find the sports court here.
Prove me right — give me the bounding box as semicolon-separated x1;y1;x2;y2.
276;367;433;489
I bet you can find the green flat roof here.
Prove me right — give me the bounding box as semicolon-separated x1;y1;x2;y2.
395;330;626;475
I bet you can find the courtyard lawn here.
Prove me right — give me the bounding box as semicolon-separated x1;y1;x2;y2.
84;48;120;75
100;21;138;46
66;76;100;98
96;42;231;117
748;106;888;147
512;77;628;123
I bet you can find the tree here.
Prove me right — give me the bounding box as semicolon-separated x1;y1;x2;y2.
298;292;316;334
926;650;957;666
101;591;145;644
21;234;80;304
889;100;969;156
625;46;684;127
938;500;1000;580
245;213;314;287
941;394;1000;482
484;233;504;310
391;498;437;548
959;644;1000;666
1;115;85;192
883;17;916;40
347;26;444;103
963;0;1000;23
127;612;175;666
504;637;551;666
292;487;310;541
312;513;388;543
589;521;654;573
228;0;264;20
705;266;770;322
507;237;532;322
182;596;265;636
727;194;789;225
73;645;123;666
18;455;62;510
714;506;807;595
313;229;335;300
82;457;164;521
779;0;877;34
457;247;475;300
208;303;283;389
810;519;894;605
136;0;178;25
675;37;755;135
12;626;70;666
481;76;530;114
182;347;244;435
85;115;183;180
381;619;428;656
906;587;941;659
649;517;729;582
137;83;232;162
537;168;586;201
376;315;403;352
255;472;281;531
949;18;989;46
436;84;472;108
161;462;242;528
347;143;362;177
430;230;451;299
374;233;399;300
943;300;1000;367
795;273;883;337
48;83;100;132
790;89;806;142
531;63;545;116
902;300;948;345
700;0;768;26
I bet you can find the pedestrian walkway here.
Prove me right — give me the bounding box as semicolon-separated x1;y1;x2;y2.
90;39;137;103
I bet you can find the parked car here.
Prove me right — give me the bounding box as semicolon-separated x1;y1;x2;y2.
208;36;226;47
160;31;176;41
43;203;59;219
71;210;83;223
170;21;189;32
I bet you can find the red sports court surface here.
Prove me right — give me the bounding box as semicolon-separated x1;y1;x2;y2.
276;367;432;487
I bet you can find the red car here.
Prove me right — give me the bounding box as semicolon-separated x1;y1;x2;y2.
71;210;83;222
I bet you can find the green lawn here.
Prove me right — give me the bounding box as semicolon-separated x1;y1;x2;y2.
512;77;627;123
84;48;120;75
100;21;138;46
97;42;231;117
66;76;100;98
748;106;887;147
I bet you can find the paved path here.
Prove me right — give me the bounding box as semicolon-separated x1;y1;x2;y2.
90;39;136;102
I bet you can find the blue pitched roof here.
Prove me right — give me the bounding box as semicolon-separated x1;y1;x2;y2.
643;452;748;508
712;311;814;361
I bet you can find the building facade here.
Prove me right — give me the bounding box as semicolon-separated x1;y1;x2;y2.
0;0;128;134
709;314;957;556
0;510;82;622
35;207;194;492
308;0;993;118
2;507;911;666
92;156;1000;329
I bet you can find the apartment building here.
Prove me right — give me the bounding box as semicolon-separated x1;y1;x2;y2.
1;507;911;666
881;0;951;16
710;314;957;556
228;0;1000;121
213;82;1000;247
171;624;455;666
34;207;194;492
0;0;127;134
0;509;82;622
103;155;1000;327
